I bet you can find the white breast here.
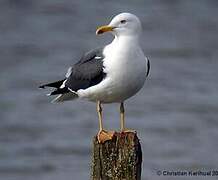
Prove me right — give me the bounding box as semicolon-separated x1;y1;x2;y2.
77;37;147;103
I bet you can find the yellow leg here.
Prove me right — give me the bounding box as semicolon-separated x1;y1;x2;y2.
120;102;125;131
120;102;136;133
97;101;103;131
96;101;114;143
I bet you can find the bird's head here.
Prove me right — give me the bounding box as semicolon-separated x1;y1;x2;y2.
96;13;142;37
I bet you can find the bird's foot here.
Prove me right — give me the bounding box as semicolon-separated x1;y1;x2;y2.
121;129;136;134
97;129;115;143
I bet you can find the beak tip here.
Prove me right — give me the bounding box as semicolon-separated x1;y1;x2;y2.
96;25;113;35
96;30;103;35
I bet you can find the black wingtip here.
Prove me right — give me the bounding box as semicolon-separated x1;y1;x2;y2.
39;85;45;89
146;58;150;77
38;79;66;90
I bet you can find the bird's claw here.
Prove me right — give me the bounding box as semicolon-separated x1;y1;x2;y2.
97;130;115;143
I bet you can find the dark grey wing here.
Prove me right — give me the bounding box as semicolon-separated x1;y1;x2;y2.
65;47;106;91
39;47;106;96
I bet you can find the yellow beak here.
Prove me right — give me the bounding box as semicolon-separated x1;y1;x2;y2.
96;25;114;35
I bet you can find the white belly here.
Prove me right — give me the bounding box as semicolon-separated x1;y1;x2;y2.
77;39;147;103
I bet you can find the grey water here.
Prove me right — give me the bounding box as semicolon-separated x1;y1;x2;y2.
1;0;218;179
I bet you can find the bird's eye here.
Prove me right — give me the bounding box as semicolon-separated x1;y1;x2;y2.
120;20;127;24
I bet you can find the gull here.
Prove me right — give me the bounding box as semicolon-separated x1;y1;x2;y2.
39;12;150;143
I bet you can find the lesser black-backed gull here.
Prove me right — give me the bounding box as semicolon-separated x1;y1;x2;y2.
39;12;150;143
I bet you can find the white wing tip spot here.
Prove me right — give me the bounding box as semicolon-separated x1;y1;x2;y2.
95;56;102;59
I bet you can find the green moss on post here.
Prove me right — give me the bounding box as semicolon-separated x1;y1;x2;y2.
91;132;142;180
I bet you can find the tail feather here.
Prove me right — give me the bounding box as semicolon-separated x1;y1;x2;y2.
51;92;78;103
49;87;69;96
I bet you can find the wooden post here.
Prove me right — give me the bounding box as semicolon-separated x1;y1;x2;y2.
91;132;142;180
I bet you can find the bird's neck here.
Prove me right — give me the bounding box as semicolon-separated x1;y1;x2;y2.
112;35;140;47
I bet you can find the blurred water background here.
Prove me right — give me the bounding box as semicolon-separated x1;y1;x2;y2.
1;0;218;179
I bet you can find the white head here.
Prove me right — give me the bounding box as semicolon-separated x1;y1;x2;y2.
96;13;142;37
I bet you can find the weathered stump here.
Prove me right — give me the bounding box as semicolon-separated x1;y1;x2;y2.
91;132;142;180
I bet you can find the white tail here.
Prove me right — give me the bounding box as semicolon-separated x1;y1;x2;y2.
51;92;78;103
